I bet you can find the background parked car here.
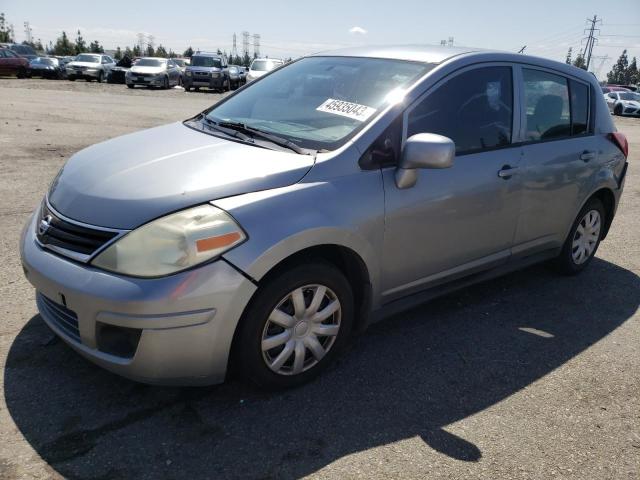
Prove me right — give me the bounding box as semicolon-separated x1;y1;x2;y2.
56;56;76;71
126;57;182;89
183;52;230;92
172;58;188;74
605;91;640;116
107;55;133;84
0;48;30;77
5;43;38;61
246;57;283;82
29;57;64;79
66;53;115;82
601;85;632;94
228;65;246;89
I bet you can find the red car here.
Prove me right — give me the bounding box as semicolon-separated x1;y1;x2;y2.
601;85;632;94
0;48;30;77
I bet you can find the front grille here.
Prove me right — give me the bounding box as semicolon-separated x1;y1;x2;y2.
37;293;80;342
36;203;118;256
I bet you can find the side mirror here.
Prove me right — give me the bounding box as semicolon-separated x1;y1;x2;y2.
395;133;455;189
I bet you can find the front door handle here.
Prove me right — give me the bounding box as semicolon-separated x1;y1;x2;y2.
580;150;596;162
498;165;519;179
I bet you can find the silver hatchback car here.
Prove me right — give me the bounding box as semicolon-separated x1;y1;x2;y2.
21;45;629;389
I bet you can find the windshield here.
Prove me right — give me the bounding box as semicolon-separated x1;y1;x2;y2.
191;56;222;68
12;45;36;55
251;60;280;71
75;54;100;63
205;56;432;150
173;59;185;67
31;57;56;65
136;58;165;67
619;92;640;101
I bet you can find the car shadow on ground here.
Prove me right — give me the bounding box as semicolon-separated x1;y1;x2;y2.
4;258;639;479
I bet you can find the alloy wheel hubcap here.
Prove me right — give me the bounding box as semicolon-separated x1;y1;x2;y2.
572;209;601;264
261;284;341;376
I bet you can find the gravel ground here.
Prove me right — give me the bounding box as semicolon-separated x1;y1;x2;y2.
0;78;638;480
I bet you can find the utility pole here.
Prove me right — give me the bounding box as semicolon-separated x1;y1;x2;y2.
231;33;238;59
518;45;526;54
242;31;250;58
253;33;260;57
23;21;32;44
582;15;601;70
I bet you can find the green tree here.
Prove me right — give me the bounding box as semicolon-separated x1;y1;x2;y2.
242;52;251;66
155;44;168;57
89;40;104;53
607;50;629;84
0;13;14;42
183;46;194;58
124;46;133;58
145;45;155;57
132;45;141;57
565;47;572;65
573;53;587;70
75;29;87;54
114;46;122;60
627;57;638;85
53;31;75;55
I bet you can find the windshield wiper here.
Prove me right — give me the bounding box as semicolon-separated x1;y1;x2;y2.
215;120;312;155
200;116;253;143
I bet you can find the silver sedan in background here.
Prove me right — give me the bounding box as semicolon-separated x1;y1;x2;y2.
605;91;640;116
126;57;182;89
66;53;115;82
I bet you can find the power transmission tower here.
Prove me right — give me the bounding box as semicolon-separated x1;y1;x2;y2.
447;37;454;47
242;31;250;57
137;33;145;52
591;54;610;78
253;34;260;57
23;21;32;44
147;34;155;51
231;33;238;58
582;15;601;70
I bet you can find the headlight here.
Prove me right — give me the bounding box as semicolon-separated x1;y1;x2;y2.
211;72;220;78
185;71;192;76
92;204;246;277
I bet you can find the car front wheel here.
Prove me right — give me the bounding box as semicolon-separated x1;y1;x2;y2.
553;197;605;275
236;263;354;389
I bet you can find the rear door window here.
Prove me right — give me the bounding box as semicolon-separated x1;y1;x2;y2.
570;80;589;135
523;69;571;141
407;66;513;155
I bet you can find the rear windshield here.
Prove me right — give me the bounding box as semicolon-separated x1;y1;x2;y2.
191;56;222;68
75;54;100;63
11;45;36;55
136;58;165;67
31;57;56;65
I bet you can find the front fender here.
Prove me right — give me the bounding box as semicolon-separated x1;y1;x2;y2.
214;172;385;306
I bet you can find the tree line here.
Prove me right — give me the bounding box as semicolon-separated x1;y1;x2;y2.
566;47;638;86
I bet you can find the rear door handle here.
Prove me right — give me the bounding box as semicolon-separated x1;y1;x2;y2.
580;150;596;162
498;165;519;179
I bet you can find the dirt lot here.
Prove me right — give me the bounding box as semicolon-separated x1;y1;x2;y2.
0;78;639;480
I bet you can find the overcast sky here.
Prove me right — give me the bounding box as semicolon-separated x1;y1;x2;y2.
2;0;639;79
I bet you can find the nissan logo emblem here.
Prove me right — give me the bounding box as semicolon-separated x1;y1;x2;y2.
39;215;53;236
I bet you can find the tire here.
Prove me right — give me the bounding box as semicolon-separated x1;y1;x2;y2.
614;105;623;116
184;85;191;92
127;84;134;89
163;76;169;89
97;71;104;83
236;262;354;389
68;75;76;81
552;197;606;275
16;67;26;79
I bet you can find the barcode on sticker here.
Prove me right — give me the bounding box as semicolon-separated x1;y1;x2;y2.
316;99;377;122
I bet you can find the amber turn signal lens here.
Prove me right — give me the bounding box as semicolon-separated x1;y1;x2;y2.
196;231;243;253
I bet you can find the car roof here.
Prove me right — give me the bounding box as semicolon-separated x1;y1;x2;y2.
193;52;223;57
312;44;480;63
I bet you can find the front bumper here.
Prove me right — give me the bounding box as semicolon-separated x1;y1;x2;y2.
183;75;225;88
67;68;100;78
20;211;257;385
126;74;165;86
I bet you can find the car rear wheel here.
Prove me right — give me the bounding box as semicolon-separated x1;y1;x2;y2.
614;105;623;116
16;67;26;79
184;85;191;92
553;197;605;275
163;76;169;89
68;75;75;81
127;84;134;89
236;262;354;389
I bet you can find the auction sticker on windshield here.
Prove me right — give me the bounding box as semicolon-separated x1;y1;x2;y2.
316;99;377;122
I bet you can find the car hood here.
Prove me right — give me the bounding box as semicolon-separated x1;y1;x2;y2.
249;70;267;78
67;61;100;68
48;122;315;229
130;65;165;74
622;100;640;107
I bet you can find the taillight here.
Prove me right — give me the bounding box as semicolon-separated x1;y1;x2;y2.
609;132;629;158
